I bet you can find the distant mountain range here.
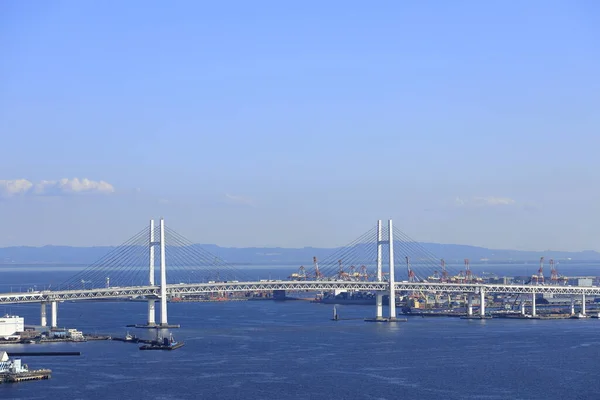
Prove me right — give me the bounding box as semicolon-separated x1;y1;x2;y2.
0;243;599;265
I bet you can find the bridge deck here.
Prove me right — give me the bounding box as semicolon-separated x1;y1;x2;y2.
1;281;599;304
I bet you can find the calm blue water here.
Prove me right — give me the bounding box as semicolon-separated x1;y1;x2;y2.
2;266;600;399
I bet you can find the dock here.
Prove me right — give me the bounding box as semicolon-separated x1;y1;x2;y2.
1;370;51;383
7;352;80;357
364;317;408;323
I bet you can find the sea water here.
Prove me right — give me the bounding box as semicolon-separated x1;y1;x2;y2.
1;265;599;400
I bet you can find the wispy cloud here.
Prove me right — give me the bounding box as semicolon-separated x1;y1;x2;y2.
455;196;516;207
0;178;115;198
473;196;516;206
224;193;254;206
454;197;466;206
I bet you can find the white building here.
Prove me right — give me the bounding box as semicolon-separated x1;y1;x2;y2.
0;315;25;338
67;329;85;341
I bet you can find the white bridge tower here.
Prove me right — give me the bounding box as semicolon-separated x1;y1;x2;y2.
147;217;170;327
370;219;400;322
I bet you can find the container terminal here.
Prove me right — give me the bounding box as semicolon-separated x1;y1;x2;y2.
305;257;600;319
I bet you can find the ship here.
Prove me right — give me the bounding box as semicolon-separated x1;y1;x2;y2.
0;351;51;383
139;333;184;351
312;291;387;305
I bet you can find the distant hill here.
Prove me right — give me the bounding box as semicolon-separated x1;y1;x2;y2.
0;243;599;265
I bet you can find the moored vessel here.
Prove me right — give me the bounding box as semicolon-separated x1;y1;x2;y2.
139;333;184;350
0;351;51;383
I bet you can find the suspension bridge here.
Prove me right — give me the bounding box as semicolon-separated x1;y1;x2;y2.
1;219;599;328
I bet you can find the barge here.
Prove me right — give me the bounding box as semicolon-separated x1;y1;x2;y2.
139;333;184;351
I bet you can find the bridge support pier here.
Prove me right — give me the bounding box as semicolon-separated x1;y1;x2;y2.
571;297;575;315
531;291;536;317
40;302;47;327
467;294;473;316
582;293;586;316
479;287;486;317
147;300;156;326
376;294;383;319
520;301;526;315
50;301;57;328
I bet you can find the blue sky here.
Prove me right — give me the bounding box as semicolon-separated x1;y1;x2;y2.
1;1;599;251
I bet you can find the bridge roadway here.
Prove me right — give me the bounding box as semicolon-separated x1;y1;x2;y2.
1;280;600;304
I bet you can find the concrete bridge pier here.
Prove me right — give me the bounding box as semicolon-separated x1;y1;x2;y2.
467;294;473;316
40;302;47;327
570;297;575;315
582;293;586;316
531;291;536;317
520;301;526;315
376;293;383;318
50;300;58;328
479;287;486;317
147;300;156;326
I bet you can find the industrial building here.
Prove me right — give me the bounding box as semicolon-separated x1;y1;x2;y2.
0;315;24;338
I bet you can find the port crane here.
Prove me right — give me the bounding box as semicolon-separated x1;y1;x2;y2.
406;256;416;282
441;259;449;283
464;259;476;283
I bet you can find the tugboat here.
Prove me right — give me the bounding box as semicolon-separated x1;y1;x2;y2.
139;333;184;351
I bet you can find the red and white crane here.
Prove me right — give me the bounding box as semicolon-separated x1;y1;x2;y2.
464;258;472;283
441;259;449;283
406;256;416;282
550;258;558;284
313;256;323;279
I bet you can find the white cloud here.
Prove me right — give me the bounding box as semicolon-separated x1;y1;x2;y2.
455;196;516;207
0;179;33;197
0;178;115;197
224;193;254;206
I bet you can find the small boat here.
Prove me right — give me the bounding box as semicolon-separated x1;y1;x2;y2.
139;333;184;351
